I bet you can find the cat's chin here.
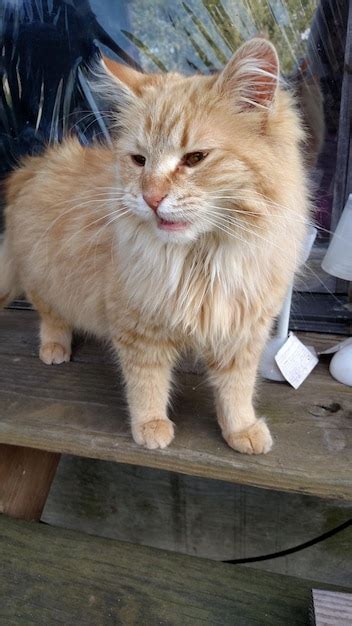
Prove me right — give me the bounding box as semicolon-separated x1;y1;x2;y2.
153;221;199;244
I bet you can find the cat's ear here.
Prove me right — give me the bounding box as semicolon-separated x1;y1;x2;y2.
215;38;280;111
102;57;149;96
87;57;149;116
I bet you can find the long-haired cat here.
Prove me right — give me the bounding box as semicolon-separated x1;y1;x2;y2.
0;39;309;454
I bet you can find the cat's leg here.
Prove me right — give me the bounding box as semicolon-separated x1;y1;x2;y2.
112;333;177;449
208;333;273;455
30;292;72;365
39;315;72;365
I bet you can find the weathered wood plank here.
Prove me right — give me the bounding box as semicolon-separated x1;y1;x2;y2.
312;589;352;626
42;458;352;588
0;308;107;364
0;515;350;626
0;309;351;500
0;444;60;520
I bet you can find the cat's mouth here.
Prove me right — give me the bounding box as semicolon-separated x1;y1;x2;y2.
157;217;189;232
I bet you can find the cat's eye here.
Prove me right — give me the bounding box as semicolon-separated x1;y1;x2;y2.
182;151;208;167
131;154;146;167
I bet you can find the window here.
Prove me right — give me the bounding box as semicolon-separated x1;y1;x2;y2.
1;0;351;331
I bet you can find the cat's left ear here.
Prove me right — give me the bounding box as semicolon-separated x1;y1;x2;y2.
215;38;280;112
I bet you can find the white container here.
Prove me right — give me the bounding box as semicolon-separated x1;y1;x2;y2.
322;195;352;386
329;344;352;387
260;226;317;381
322;194;352;281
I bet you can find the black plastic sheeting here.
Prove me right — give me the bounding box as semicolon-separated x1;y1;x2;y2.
0;0;140;175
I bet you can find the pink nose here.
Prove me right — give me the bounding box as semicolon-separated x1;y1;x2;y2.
143;192;166;212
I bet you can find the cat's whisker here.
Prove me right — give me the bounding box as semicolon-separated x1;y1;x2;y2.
213;192;352;245
88;210;130;268
210;192;315;224
205;211;298;260
211;190;293;209
207;215;295;281
80;207;130;231
207;207;264;220
29;194;128;250
63;208;130;249
206;210;339;302
51;193;127;216
299;263;345;306
45;186;127;208
214;190;308;217
227;216;299;258
211;211;302;243
206;207;281;236
91;210;130;240
48;185;125;202
62;109;115;124
208;204;263;217
31;195;128;254
63;209;130;279
200;214;260;250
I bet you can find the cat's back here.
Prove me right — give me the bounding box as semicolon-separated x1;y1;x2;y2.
5;138;117;260
6;139;115;211
4;140;118;334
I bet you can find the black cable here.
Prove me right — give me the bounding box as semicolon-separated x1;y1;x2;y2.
223;518;352;564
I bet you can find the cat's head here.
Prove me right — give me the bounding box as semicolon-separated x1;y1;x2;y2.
99;39;287;245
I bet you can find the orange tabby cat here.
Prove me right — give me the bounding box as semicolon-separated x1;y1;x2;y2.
1;39;309;454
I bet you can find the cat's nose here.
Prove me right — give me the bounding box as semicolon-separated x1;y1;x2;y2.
143;192;167;212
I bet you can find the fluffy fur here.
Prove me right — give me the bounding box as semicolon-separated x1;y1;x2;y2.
1;39;310;453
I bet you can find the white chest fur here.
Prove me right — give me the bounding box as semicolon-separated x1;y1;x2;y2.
115;220;269;347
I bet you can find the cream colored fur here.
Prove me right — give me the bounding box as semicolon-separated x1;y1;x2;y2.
1;39;310;453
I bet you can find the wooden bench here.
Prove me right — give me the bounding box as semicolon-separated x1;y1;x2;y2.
1;514;351;625
0;306;351;623
1;307;351;506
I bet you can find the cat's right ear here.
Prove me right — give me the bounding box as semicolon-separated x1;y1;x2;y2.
87;58;139;113
102;57;152;96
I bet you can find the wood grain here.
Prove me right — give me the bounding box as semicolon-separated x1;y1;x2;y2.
0;515;350;626
312;589;352;625
0;444;60;520
0;309;351;501
42;457;352;587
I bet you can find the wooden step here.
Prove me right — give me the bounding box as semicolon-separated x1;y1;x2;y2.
0;308;351;501
0;514;350;625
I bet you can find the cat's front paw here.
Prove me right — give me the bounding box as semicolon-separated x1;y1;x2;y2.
40;342;71;365
132;419;175;450
225;418;273;455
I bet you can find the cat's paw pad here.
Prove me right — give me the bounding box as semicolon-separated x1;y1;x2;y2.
225;419;273;455
40;342;71;365
132;419;175;450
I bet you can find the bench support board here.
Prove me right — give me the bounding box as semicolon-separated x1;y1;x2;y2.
0;444;60;520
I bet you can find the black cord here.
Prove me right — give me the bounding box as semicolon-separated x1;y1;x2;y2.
223;518;352;564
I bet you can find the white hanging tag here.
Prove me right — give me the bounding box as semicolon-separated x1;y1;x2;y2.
318;337;352;355
274;332;318;389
